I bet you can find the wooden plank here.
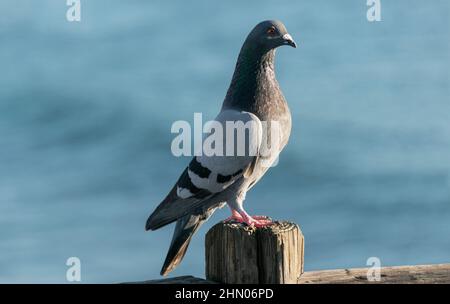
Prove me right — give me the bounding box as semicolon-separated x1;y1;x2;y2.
125;263;450;284
125;275;215;284
297;264;450;284
205;221;304;284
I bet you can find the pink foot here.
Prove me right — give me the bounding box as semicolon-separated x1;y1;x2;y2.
223;209;243;223
241;214;273;228
224;208;273;228
250;215;272;221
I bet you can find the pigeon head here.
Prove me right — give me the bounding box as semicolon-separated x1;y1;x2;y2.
223;20;296;111
245;20;297;51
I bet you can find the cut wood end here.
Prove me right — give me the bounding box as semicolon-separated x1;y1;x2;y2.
212;220;301;234
259;220;300;234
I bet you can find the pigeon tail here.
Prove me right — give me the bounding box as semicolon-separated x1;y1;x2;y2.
145;183;217;231
160;208;217;276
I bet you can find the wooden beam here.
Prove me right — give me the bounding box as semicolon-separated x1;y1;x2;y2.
297;264;450;284
126;264;450;284
125;275;215;284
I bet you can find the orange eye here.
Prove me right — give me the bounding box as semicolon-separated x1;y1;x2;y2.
267;27;276;35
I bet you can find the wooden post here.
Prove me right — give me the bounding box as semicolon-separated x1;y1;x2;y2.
205;221;304;284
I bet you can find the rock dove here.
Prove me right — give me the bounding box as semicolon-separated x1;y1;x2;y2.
146;20;296;276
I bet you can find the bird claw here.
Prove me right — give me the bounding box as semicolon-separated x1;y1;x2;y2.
244;216;273;228
224;208;273;228
223;214;243;223
250;215;272;221
224;214;273;228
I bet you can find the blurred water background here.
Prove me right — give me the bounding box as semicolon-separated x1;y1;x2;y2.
0;0;449;283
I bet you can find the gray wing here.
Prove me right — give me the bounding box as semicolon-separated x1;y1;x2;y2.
145;110;262;230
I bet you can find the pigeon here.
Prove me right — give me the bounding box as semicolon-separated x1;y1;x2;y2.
146;20;296;276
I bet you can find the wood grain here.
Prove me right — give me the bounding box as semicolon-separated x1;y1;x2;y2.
297;263;450;284
205;221;259;283
205;221;304;284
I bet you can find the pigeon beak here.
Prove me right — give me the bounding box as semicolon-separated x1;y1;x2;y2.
282;33;297;48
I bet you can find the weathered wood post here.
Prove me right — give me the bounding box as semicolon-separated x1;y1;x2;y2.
205;221;304;284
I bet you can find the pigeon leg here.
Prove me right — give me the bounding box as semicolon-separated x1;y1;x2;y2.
223;208;243;223
226;197;273;227
224;207;272;227
238;209;273;228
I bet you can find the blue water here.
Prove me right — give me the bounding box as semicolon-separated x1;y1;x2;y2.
0;0;449;283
